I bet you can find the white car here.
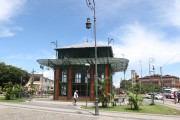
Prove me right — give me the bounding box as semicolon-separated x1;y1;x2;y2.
146;93;163;100
146;93;152;99
155;94;163;100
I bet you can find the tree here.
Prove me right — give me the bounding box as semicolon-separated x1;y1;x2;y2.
98;77;110;108
4;82;14;100
127;83;143;110
127;91;143;110
3;81;25;100
133;83;141;94
0;62;30;89
13;84;24;98
120;79;132;91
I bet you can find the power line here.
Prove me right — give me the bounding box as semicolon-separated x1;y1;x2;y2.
162;51;180;67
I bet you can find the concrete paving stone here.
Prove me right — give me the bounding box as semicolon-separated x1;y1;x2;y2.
1;97;180;120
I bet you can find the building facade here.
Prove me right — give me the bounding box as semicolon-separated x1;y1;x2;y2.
131;70;139;84
25;74;54;95
37;42;129;101
139;75;180;90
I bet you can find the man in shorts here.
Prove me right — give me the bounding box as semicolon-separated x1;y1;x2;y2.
73;90;78;106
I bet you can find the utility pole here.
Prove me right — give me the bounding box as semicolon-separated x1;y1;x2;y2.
149;58;155;105
29;69;35;101
139;60;142;91
40;65;44;96
160;67;164;103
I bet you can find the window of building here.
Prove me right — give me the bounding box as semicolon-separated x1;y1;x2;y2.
33;77;40;81
72;85;87;96
75;73;81;83
101;73;104;80
85;73;90;83
60;85;67;96
62;69;67;82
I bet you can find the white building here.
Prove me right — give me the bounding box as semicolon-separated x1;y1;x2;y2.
25;74;54;95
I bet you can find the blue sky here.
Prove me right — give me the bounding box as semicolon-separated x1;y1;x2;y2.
0;0;180;88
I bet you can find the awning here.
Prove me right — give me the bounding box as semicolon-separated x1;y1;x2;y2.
37;57;129;72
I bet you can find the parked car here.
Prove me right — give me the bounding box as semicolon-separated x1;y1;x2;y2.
119;90;125;94
146;93;163;100
146;93;152;99
177;92;180;102
155;94;163;100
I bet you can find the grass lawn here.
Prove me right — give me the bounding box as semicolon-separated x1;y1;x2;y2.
0;95;27;102
82;104;180;115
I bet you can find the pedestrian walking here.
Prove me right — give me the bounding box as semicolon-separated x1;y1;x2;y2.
73;90;78;106
174;91;177;104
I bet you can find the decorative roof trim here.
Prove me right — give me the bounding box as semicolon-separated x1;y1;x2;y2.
37;57;129;72
55;42;110;49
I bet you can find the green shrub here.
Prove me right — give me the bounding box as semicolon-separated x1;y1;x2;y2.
127;91;143;110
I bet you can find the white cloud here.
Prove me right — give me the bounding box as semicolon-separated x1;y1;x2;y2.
36;68;54;80
153;0;180;27
0;0;26;37
0;27;15;37
0;26;23;37
43;69;54;80
111;22;180;64
0;0;26;21
96;0;139;16
94;0;180;28
108;22;180;83
3;54;22;59
84;0;180;87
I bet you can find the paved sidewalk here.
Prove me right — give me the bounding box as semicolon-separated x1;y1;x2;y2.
0;99;180;120
164;101;180;110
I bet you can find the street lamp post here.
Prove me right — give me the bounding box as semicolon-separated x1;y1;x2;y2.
51;41;58;59
85;63;90;107
139;60;142;91
29;69;35;101
108;38;114;45
121;54;126;83
20;76;23;98
86;0;99;115
40;65;44;96
149;58;155;105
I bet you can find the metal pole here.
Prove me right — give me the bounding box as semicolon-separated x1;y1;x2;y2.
139;61;142;91
94;4;99;116
86;0;98;115
160;67;164;103
149;58;155;104
55;41;58;58
86;71;88;107
149;59;151;102
108;38;114;45
85;63;90;107
29;69;35;101
19;76;22;98
51;41;58;59
41;69;44;97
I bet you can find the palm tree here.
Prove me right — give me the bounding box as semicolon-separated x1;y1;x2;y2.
4;82;14;100
98;77;110;107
